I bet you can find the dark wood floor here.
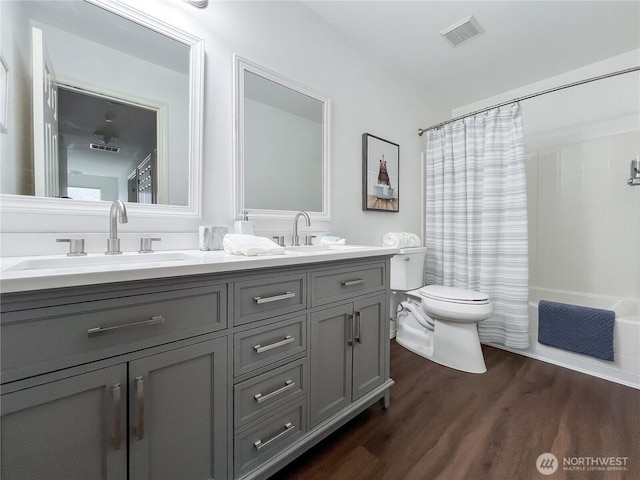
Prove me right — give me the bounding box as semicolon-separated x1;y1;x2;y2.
272;340;639;480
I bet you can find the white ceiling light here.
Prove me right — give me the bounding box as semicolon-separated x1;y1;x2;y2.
441;15;484;47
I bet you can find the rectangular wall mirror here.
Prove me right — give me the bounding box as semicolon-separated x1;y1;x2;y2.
0;0;204;217
234;56;331;220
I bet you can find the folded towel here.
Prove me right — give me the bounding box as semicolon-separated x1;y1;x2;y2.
223;234;285;256
382;232;421;248
538;300;615;361
320;235;346;245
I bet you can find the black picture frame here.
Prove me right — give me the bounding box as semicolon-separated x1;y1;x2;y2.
362;133;399;212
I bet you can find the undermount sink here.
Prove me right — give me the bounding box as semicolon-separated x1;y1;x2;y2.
284;244;331;252
5;252;199;272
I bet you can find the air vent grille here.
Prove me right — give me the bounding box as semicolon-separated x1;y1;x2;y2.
90;143;120;153
441;15;484;47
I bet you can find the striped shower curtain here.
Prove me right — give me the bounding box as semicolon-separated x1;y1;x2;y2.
424;104;529;349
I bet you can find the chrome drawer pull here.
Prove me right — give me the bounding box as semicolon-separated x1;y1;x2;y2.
254;291;296;304
254;335;294;354
254;380;295;404
134;376;144;441
341;279;364;286
87;315;165;337
111;383;122;451
253;422;294;451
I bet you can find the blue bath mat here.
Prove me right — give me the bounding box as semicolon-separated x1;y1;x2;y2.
538;300;615;361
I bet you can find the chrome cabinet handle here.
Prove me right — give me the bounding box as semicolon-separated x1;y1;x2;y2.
254;291;296;304
254;335;294;354
355;311;362;344
347;314;354;346
254;380;295;404
134;376;144;441
253;422;295;451
341;279;364;286
111;383;122;451
87;315;165;337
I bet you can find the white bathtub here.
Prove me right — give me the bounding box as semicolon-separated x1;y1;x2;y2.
492;287;640;389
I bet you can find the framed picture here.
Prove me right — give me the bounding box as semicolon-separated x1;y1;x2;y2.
0;54;8;134
362;133;399;212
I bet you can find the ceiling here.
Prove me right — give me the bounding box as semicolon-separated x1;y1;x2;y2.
301;1;640;109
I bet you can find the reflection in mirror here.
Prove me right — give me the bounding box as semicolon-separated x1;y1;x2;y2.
234;56;331;220
0;0;203;215
57;86;158;203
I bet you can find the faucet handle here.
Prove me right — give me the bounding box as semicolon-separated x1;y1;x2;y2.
305;235;316;246
272;235;285;247
139;237;161;253
57;238;87;256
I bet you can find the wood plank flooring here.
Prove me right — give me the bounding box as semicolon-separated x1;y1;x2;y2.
272;341;640;480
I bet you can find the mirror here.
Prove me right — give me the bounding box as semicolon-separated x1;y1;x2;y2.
234;56;331;220
0;0;204;216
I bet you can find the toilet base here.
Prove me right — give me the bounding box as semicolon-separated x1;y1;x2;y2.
396;303;487;374
432;320;487;374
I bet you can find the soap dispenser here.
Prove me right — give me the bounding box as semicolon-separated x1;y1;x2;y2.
234;210;255;235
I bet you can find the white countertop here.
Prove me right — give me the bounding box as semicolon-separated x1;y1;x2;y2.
0;246;399;294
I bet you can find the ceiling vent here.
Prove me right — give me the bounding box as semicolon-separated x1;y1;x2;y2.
441;15;484;47
90;143;120;153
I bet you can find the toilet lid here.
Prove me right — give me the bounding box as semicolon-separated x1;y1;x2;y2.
419;285;490;305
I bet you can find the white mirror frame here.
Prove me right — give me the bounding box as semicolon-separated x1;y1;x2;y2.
233;55;331;221
0;0;204;219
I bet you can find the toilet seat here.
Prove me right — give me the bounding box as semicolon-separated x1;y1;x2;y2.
418;285;490;305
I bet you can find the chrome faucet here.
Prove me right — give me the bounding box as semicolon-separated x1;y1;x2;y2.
106;200;128;255
292;211;311;246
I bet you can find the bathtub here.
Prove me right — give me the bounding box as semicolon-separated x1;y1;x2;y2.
492;287;640;389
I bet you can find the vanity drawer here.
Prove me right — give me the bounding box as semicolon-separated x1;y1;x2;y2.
310;263;386;306
234;358;307;429
233;273;306;325
234;315;306;377
234;400;307;478
1;284;226;380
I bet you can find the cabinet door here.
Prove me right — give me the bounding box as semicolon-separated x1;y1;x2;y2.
1;365;127;480
352;295;386;401
309;303;352;427
128;337;227;480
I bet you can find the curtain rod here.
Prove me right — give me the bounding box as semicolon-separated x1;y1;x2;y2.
417;66;640;136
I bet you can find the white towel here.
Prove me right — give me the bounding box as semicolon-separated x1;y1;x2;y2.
382;232;421;248
223;234;285;256
320;235;346;245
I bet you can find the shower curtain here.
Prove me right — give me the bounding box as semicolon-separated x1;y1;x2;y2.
424;104;529;349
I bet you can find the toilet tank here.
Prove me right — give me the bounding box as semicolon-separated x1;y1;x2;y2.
390;247;427;291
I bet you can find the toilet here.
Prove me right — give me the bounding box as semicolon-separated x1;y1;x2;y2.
391;247;492;374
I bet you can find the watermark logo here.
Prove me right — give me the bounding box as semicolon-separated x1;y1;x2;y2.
536;453;558;475
536;452;630;475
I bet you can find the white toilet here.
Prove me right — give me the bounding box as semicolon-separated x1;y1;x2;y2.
391;247;492;374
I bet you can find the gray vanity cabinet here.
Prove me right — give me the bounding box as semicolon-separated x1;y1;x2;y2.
309;294;387;427
128;337;228;480
1;365;128;480
1;255;394;480
1;338;227;480
1;278;228;480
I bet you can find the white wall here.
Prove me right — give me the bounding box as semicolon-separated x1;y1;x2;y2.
0;1;449;255
452;50;640;387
